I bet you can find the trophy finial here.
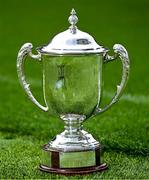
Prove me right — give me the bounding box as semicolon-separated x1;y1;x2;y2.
68;8;78;34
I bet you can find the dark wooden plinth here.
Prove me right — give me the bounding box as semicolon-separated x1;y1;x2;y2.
39;163;108;175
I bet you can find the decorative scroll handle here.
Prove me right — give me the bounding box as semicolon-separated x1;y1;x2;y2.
95;44;130;115
17;43;48;112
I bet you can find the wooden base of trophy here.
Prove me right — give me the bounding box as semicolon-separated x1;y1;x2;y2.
39;144;108;175
39;163;108;175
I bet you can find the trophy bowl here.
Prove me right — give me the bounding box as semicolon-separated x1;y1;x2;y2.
17;9;130;175
43;55;102;117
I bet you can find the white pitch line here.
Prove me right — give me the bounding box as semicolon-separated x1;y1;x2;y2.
103;92;149;105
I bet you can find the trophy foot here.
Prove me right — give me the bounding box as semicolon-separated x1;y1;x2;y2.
39;163;108;175
39;114;107;175
39;144;108;175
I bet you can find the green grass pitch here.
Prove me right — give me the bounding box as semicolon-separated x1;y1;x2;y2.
0;0;149;179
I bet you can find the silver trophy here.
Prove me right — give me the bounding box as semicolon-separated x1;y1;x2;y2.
17;9;130;175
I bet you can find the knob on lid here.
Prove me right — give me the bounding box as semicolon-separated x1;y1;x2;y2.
38;9;108;55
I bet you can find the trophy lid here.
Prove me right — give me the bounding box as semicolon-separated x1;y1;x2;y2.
38;9;108;55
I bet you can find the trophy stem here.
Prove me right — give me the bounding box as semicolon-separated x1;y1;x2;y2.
60;114;85;137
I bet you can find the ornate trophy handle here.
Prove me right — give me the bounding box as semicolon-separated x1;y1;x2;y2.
17;43;48;112
95;44;130;115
